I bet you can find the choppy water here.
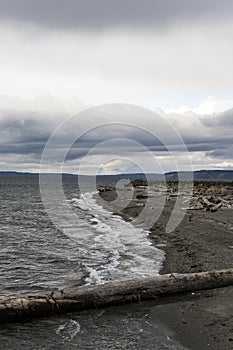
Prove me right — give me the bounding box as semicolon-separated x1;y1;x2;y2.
0;176;188;350
0;176;164;293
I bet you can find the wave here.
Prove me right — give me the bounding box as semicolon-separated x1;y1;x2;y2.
68;192;165;285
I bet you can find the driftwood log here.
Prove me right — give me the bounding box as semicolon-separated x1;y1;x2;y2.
184;195;233;211
1;269;233;323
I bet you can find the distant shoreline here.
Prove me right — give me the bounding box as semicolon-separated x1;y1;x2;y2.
0;169;233;182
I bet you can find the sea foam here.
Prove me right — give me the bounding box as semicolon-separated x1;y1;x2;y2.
69;192;165;285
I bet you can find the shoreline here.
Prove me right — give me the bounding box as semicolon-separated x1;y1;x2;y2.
97;185;233;349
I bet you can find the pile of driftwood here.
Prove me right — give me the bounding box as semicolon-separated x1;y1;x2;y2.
97;182;233;213
184;195;233;212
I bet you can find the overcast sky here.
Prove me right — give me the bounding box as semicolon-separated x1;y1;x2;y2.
0;0;232;173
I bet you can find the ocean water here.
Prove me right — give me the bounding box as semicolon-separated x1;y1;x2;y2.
0;176;188;350
0;176;164;293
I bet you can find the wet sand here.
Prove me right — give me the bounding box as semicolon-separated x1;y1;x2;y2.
97;187;233;349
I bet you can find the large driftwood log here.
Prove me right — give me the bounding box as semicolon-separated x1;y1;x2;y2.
1;269;233;323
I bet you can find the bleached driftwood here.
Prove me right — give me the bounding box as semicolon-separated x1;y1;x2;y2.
1;269;233;323
210;202;223;212
184;195;232;212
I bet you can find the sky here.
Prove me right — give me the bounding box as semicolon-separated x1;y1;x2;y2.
0;0;233;174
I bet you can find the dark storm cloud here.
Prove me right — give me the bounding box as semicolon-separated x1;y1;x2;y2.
206;145;233;160
202;108;233;128
0;118;50;143
199;109;233;160
0;110;53;143
0;109;55;157
0;142;45;155
1;105;233;166
215;109;233;127
0;0;232;30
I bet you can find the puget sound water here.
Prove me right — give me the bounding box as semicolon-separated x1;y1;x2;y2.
0;176;188;350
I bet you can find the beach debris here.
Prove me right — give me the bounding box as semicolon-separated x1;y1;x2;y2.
98;181;233;212
98;185;113;193
155;243;168;248
1;269;233;323
185;195;233;212
136;192;148;199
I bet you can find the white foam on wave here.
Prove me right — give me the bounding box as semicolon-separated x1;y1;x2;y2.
56;319;81;341
70;193;165;285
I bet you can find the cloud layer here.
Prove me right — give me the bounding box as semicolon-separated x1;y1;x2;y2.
0;0;232;106
0;1;232;172
1;0;233;30
0;97;232;173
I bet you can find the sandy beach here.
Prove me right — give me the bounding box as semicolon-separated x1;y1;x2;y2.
98;183;233;349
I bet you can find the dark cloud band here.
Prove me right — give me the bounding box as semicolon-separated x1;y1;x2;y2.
0;105;232;165
0;0;232;30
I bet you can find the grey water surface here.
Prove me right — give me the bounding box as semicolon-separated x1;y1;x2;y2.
0;176;188;350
